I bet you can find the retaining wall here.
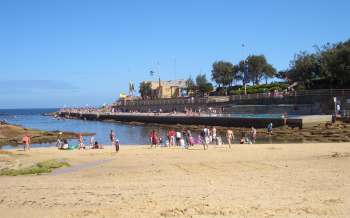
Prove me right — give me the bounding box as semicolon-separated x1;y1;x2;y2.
114;93;350;115
60;112;298;129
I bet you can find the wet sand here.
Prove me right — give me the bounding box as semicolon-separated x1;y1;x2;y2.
0;143;349;217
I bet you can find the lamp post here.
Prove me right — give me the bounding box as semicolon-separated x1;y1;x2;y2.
156;62;161;99
150;62;161;99
243;59;249;95
241;43;249;95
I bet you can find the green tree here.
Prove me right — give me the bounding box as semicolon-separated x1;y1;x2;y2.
196;74;213;96
284;39;350;89
286;52;321;89
139;81;152;99
185;77;196;95
276;70;288;81
246;55;277;85
319;40;350;87
262;63;277;84
211;61;234;89
232;64;243;84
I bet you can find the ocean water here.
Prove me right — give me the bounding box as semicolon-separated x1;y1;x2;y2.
0;108;171;148
0;109;293;149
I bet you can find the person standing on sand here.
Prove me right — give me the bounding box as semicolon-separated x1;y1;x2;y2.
110;130;116;145
149;130;158;148
250;127;257;143
267;122;273;135
207;128;211;146
170;129;176;146
167;129;175;147
182;130;189;146
22;133;31;151
167;130;172;146
79;134;85;149
175;131;182;146
56;132;63;148
187;130;194;146
282;112;288;126
212;127;217;144
203;127;209;150
114;138;119;152
226;129;234;148
89;136;95;149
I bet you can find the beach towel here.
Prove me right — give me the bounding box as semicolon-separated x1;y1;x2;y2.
68;144;79;150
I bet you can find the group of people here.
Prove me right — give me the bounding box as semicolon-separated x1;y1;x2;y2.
148;125;264;150
150;129;195;149
20;122;273;151
56;133;103;150
55;130;120;152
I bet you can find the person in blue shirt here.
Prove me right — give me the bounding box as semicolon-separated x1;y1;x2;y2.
267;122;273;135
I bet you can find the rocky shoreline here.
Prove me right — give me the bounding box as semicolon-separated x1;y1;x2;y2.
0;122;94;147
160;121;350;143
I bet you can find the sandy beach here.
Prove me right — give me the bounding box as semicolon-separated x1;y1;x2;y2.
0;143;349;217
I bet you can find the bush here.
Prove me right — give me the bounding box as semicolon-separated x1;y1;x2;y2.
228;83;288;95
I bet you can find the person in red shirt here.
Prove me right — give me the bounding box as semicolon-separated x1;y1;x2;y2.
22;133;31;151
167;129;176;147
149;130;158;148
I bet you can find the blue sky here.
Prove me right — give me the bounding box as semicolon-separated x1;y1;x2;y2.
0;0;349;108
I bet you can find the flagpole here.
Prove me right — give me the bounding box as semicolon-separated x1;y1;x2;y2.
157;61;161;99
242;43;248;95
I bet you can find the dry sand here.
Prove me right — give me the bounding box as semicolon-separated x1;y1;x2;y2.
0;143;349;217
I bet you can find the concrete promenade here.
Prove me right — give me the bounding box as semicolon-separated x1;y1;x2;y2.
58;111;333;129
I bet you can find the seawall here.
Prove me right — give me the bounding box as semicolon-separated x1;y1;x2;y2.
58;112;332;129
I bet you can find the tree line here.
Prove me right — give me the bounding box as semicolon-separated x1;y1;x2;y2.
139;38;349;98
185;54;277;96
280;39;350;89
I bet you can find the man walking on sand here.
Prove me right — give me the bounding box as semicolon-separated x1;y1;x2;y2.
267;122;273;135
202;126;210;150
22;133;31;151
226;129;234;148
250;127;257;143
212;127;217;144
110;130;116;145
79;134;85;149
